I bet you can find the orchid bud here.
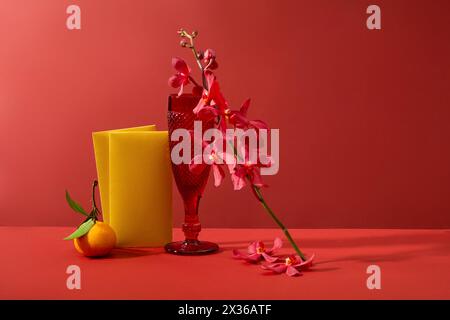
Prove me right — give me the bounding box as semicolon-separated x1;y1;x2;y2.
180;40;188;47
203;49;218;69
192;30;198;38
203;49;216;61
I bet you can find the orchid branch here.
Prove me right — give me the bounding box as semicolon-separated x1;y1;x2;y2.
170;29;309;263
178;29;207;89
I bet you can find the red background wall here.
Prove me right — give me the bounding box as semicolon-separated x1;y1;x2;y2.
1;0;449;228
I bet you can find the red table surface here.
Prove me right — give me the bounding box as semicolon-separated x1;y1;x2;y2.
0;227;449;300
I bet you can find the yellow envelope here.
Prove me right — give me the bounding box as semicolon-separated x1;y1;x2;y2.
93;125;172;247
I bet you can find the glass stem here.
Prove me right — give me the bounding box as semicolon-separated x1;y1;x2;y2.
252;185;306;261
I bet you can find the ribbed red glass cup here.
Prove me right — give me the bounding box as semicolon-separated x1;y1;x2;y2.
164;94;219;255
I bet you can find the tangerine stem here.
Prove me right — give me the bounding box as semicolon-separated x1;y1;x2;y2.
92;180;101;220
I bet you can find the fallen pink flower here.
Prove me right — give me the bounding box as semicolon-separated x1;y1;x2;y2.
233;238;282;263
261;254;315;277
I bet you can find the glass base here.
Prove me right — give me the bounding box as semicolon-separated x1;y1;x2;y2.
164;240;219;255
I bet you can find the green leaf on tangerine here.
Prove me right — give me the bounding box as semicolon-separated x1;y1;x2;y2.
64;219;95;240
65;190;88;216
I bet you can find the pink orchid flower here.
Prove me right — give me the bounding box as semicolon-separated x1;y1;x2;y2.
189;137;235;187
233;238;282;263
193;71;229;131
228;99;269;130
168;57;191;96
262;254;315;277
231;162;265;190
229;144;272;191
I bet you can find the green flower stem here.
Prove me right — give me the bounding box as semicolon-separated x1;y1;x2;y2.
190;46;203;73
252;185;306;261
190;46;207;90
